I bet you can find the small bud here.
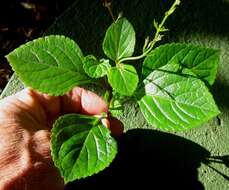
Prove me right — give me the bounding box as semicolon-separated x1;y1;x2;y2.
175;0;181;6
117;12;123;20
161;26;169;32
143;36;150;51
153;19;159;29
156;34;164;42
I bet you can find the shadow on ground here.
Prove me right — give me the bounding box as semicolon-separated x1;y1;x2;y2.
66;129;208;190
54;0;229;55
212;80;229;111
46;1;229;189
117;0;229;41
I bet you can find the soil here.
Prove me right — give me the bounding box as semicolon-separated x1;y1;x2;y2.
0;0;75;93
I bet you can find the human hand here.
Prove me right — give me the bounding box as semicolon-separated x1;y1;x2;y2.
0;87;123;190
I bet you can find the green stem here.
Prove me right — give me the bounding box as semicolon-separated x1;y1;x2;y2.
119;0;181;63
102;77;113;108
119;53;148;62
148;0;180;50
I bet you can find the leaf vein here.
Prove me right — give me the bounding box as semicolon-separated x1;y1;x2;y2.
152;97;181;129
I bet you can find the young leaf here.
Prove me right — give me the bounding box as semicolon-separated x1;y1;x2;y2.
51;113;117;183
142;43;220;85
109;97;124;116
6;35;90;95
107;64;139;96
109;99;124;116
83;55;111;78
103;17;136;61
138;70;220;131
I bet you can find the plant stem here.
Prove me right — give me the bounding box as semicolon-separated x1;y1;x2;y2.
102;77;113;108
147;0;181;50
119;53;147;62
103;0;116;22
119;0;181;63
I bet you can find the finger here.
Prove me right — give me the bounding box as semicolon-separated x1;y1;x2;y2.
109;117;124;137
60;87;82;114
61;87;108;115
28;87;108;126
29;89;60;119
5;89;48;127
80;88;108;115
31;130;51;160
104;117;124;137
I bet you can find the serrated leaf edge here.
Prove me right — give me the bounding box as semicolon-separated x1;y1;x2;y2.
51;114;118;183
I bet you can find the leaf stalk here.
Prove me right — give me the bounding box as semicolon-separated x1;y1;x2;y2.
119;0;181;63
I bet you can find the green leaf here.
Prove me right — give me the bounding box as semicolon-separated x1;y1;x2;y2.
109;99;124;116
107;64;139;96
138;71;220;131
83;55;111;78
103;17;136;61
143;43;220;85
109;94;124;116
6;35;90;95
51;113;117;183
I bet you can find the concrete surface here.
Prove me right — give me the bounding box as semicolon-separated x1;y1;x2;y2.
1;0;229;189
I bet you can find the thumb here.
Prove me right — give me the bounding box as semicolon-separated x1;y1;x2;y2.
61;87;108;115
61;87;124;136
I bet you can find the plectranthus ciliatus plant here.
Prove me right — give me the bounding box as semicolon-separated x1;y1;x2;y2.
6;0;220;183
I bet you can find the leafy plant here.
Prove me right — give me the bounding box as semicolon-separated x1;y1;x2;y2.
5;0;220;184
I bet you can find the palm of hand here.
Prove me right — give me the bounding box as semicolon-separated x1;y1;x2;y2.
0;87;108;190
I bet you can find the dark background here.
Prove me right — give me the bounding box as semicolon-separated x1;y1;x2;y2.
0;0;75;92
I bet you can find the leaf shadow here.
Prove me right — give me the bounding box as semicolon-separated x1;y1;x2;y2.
113;0;229;52
50;0;229;57
48;0;229;188
66;129;210;190
211;79;229;111
207;155;229;168
167;0;229;39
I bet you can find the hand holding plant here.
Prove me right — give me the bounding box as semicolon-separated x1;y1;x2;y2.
5;0;220;184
